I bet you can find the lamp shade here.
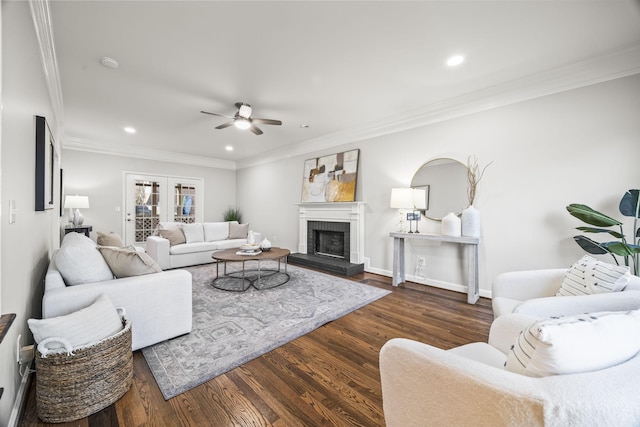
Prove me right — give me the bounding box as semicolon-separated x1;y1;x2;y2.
390;188;414;209
412;188;427;209
64;195;90;209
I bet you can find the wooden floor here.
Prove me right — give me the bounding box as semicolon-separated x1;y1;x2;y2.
19;269;493;427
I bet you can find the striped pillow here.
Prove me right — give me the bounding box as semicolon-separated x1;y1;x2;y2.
505;309;640;377
556;255;630;296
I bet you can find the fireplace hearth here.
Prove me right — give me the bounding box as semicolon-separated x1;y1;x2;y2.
288;202;365;276
289;218;364;276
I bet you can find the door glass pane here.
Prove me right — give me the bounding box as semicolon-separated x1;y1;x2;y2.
135;180;160;242
174;183;196;223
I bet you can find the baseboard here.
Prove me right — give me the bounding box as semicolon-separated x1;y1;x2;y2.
7;364;32;427
364;266;492;299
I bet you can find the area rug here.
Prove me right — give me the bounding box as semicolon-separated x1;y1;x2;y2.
142;262;390;399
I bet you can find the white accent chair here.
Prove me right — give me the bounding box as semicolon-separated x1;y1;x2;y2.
492;268;640;318
380;306;640;427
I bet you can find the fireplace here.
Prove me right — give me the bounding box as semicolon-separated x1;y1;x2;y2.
308;221;350;260
288;202;365;276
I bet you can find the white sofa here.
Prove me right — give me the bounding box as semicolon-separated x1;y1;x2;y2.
146;221;260;270
380;296;640;427
492;267;640;318
43;233;192;351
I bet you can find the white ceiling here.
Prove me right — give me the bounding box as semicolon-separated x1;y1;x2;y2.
47;1;640;168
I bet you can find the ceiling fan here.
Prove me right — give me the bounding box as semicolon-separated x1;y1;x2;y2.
200;102;282;135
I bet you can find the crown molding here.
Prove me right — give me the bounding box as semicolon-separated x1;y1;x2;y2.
236;44;640;169
30;0;65;144
64;139;237;170
35;0;639;172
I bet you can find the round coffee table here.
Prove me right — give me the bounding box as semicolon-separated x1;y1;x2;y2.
211;247;291;291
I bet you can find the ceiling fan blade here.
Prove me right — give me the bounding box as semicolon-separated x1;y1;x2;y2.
201;110;234;119
251;118;282;126
249;125;264;135
215;121;235;130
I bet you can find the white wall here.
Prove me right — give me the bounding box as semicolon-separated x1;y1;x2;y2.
62;150;237;237
0;2;59;423
237;73;640;296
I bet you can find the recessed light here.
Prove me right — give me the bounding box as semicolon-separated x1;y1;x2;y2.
99;56;119;69
300;124;310;128
446;55;465;67
124;127;136;134
225;145;233;151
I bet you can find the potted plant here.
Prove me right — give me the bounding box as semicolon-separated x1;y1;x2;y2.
223;207;242;223
566;189;640;275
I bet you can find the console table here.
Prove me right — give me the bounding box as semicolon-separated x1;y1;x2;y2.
64;225;92;238
390;232;480;304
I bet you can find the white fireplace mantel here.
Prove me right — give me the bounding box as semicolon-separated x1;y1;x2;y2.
296;202;365;264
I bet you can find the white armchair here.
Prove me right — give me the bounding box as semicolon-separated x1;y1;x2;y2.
380;335;640;427
492;268;640;318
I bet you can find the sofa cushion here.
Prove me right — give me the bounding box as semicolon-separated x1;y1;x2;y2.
182;223;204;243
214;239;247;250
203;222;229;242
97;245;163;278
169;241;220;255
96;231;124;247
158;227;186;246
28;294;123;350
505;309;640;377
229;222;249;239
556;255;630;296
55;233;114;285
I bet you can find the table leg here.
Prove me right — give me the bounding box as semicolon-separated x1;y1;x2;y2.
393;237;405;286
467;243;479;304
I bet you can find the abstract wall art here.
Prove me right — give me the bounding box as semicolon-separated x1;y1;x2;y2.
301;149;359;203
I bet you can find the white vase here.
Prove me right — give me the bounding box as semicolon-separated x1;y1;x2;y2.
260;238;272;250
461;205;481;237
441;212;461;237
247;230;255;245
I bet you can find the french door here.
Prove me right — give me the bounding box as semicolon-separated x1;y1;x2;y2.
124;173;203;246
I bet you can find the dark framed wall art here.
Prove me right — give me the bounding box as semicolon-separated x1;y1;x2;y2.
35;115;58;211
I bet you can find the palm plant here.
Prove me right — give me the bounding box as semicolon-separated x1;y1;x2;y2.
566;189;640;275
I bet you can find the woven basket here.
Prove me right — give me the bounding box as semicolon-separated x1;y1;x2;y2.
35;317;133;423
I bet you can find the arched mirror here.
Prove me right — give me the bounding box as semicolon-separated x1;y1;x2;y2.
411;158;469;221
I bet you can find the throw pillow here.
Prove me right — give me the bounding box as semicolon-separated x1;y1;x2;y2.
556;255;631;296
229;223;249;239
153;221;182;236
55;232;114;285
96;231;124;247
504;309;640;377
182;223;205;243
158;227;186;246
97;245;163;278
28;294;123;350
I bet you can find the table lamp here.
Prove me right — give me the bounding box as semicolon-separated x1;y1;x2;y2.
390;188;414;232
64;195;90;226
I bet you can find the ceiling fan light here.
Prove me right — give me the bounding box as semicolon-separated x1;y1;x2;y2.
238;104;252;118
234;118;251;130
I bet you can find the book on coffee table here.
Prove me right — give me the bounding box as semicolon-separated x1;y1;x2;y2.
236;248;262;256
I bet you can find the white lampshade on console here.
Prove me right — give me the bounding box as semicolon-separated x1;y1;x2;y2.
390;188;414;209
390;188;414;232
64;195;90;226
